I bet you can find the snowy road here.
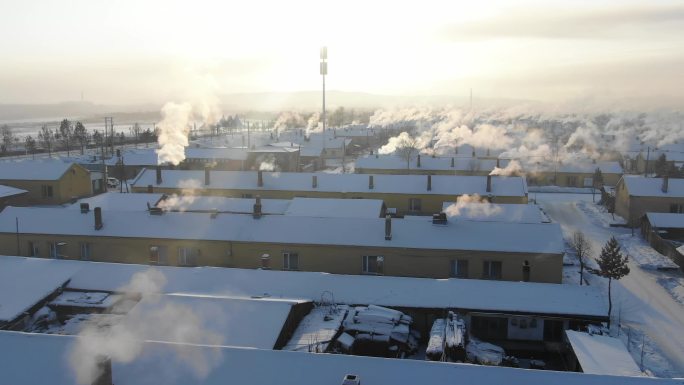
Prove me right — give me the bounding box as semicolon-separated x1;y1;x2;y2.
537;193;684;377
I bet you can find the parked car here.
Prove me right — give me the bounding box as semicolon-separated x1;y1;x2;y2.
106;177;119;188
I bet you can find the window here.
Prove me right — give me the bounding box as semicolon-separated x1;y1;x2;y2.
41;185;54;198
566;176;578;187
483;261;502;280
28;241;39;257
242;193;253;199
80;243;91;260
450;259;469;278
408;198;422;212
670;204;684;213
177;247;198;266
362;256;384;275
283;252;299;270
149;245;168;265
50;242;66;259
260;254;271;269
49;242;57;258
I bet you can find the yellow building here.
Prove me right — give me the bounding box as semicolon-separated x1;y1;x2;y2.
131;169;528;216
355;154;498;176
0;205;564;283
615;175;684;226
0;161;92;205
522;160;623;188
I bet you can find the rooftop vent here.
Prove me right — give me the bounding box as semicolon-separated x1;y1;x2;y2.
369;175;374;190
384;215;392;241
312;175;318;188
662;175;669;193
204;166;211;186
147;184;153;193
451;157;455;168
80;203;90;214
432;212;447;225
253;195;262;219
427;174;432;191
156;166;162;185
94;207;103;230
342;374;361;385
417;154;421;168
486;175;492;193
257;170;264;187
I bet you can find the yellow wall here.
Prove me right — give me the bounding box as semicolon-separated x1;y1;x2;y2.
615;179;684;226
1;233;562;283
527;171;621;187
355;167;491;176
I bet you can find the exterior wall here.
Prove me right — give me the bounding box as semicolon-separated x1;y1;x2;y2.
615;179;684;226
355;167;490;176
614;179;631;223
133;185;528;216
527;171;621;187
0;164;92;205
0;233;562;283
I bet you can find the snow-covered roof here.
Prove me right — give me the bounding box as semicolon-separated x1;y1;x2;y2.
0;206;563;254
0;160;76;181
622;176;684;198
565;330;643;377
67;193;165;211
441;202;546;223
525;161;623;175
157;195;291;214
127;294;301;349
356;154;497;172
132;169;529;197
3;331;673;385
0;184;27;199
106;148;249;166
0;256;601;318
0;257;77;322
284;197;384;218
645;213;684;229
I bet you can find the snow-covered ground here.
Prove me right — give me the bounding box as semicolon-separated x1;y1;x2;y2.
537;193;684;378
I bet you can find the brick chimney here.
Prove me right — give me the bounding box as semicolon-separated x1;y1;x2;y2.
427;175;432;191
94;207;103;230
369;175;374;190
662;175;669;193
312;175;318;188
257;170;263;187
417;154;421;168
253;195;262;218
204;166;211;186
155;166;162;185
384;215;392;240
486;175;492;193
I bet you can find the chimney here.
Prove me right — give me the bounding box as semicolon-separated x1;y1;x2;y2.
384;215;392;240
253;195;262;218
312;175;318;188
486;175;492;193
204;166;211;186
369;175;374;190
427;175;432;191
451;157;455;168
156;166;162;185
496;158;500;168
257;170;263;187
432;212;447;225
94;207;103;230
80;203;90;214
147;184;153;193
116;149;121;158
342;374;361;385
417;154;421;168
92;356;113;385
662;175;669;193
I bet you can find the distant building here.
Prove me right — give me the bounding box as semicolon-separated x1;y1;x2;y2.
0;185;28;210
355;154;498;176
521;160;623;188
615;175;684;226
0;161;91;205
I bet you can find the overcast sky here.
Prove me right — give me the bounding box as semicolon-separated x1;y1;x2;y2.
0;0;682;107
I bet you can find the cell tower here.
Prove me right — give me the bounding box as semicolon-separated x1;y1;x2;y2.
320;46;327;150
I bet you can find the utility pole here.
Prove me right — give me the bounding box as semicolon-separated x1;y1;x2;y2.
320;46;327;151
104;117;114;157
247;121;251;149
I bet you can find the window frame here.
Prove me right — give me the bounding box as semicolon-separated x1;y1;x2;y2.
362;255;384;275
482;260;503;280
282;252;299;271
149;245;168;265
408;198;422;212
450;259;469;279
79;242;91;261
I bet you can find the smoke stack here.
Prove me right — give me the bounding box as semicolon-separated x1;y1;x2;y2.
496;158;500;168
94;207;103;230
92;356;113;385
80;203;90;214
384;215;392;240
204;166;211;186
312;175;318;188
451;157;455;168
257;170;263;187
417;154;421;168
253;195;262;218
427;175;432;191
662;175;669;193
486;175;492;193
156;166;162;185
369;175;374;190
147;184;153;193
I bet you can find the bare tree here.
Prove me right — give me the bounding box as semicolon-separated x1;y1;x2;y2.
571;231;592;285
24;135;37;159
58;118;73;156
1;125;13;155
395;136;419;170
129;123;142;148
38;125;55;157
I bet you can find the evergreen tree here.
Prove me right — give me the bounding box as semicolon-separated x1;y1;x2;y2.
654;153;668;177
73;121;88;154
590;237;630;327
58;118;73;156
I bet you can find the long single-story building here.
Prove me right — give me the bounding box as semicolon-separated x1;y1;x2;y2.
521;160;623;188
0;160;92;205
131;169;529;216
355;154;498;176
0;205;564;282
615;175;684;226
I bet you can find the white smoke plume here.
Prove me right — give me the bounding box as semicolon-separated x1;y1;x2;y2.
258;154;278;171
378;131;432;155
156;179;203;212
489;160;523;176
68;269;225;384
306;112;322;136
273;111;305;131
444;194;503;219
156;102;192;166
